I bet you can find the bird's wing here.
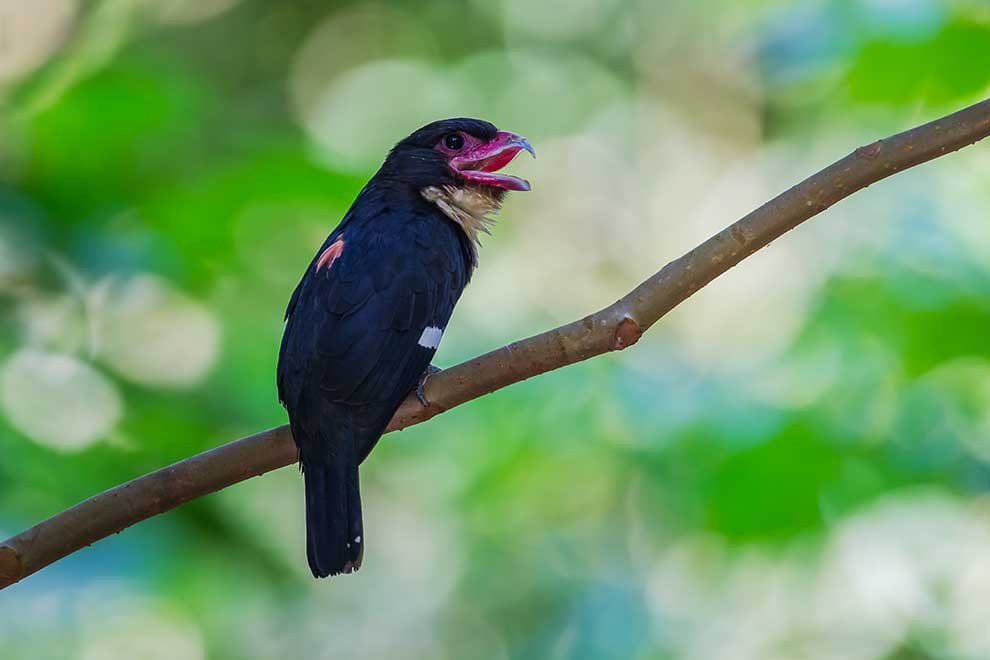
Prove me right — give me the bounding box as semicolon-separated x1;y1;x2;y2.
280;222;467;414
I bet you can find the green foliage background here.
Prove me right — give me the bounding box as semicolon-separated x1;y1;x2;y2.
2;1;990;658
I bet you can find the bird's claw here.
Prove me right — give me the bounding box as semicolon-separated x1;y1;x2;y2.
416;364;442;407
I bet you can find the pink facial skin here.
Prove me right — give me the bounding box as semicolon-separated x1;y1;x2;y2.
436;130;535;191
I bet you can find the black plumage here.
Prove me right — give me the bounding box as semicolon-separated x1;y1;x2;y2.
277;118;532;577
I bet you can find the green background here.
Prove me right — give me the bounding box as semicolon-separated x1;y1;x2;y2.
2;0;990;658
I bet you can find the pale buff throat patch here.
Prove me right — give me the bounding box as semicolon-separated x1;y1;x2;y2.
421;184;503;249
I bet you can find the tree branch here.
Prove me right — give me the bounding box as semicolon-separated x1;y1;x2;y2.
3;99;989;590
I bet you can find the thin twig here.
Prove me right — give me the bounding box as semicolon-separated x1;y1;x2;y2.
2;98;989;590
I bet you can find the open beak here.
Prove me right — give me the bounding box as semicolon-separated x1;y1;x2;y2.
450;130;535;191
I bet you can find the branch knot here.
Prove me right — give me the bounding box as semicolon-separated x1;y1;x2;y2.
613;316;642;350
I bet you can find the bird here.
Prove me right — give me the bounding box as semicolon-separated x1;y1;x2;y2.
277;118;534;577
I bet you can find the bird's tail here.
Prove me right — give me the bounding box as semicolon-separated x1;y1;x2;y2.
299;408;363;578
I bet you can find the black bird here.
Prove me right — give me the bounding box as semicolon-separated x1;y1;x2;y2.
277;118;534;577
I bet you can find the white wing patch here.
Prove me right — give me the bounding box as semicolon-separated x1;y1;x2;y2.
418;326;443;349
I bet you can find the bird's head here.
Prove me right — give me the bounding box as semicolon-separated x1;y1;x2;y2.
379;118;534;249
382;117;535;194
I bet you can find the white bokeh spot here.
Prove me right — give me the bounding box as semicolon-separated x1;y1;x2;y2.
302;58;462;172
0;348;122;451
0;0;77;85
97;274;221;388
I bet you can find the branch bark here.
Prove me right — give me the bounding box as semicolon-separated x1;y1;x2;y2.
3;99;990;590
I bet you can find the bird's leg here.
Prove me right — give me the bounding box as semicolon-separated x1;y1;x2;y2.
416;364;442;407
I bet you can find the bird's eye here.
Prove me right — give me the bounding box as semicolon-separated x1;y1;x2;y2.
443;133;465;150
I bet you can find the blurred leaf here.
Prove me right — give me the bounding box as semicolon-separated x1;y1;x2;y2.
25;59;204;215
704;423;842;541
810;274;990;378
847;19;990;106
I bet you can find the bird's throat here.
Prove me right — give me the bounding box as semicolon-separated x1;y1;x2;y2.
421;184;505;249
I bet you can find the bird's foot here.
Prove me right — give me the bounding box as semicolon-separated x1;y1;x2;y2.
416;364;442;407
